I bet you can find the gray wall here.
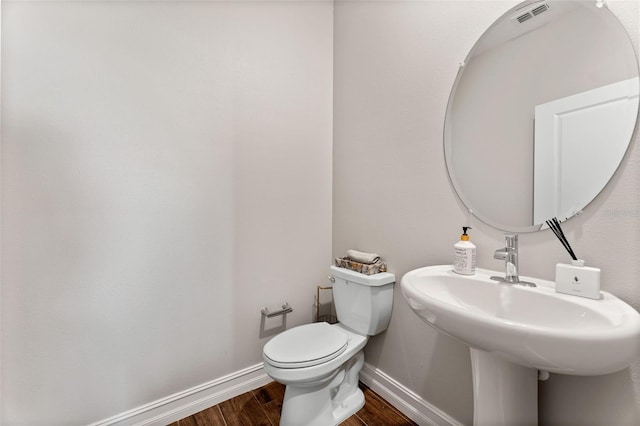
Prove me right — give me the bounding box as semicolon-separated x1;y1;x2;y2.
1;1;333;423
333;1;640;425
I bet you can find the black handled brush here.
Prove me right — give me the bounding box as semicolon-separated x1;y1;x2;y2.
545;217;578;261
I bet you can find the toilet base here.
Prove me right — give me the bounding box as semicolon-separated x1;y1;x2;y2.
280;351;365;426
332;385;365;425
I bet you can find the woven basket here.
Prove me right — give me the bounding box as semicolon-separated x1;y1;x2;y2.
334;257;387;275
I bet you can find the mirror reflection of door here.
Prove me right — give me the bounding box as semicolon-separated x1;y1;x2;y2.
533;77;640;224
444;0;640;232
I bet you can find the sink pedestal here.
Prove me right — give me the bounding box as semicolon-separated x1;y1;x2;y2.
470;349;537;426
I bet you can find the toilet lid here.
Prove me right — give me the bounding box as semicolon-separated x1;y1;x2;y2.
263;322;349;369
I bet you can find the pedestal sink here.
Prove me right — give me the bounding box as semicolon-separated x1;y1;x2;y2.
401;265;640;426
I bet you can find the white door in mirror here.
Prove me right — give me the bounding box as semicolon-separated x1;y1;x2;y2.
534;77;639;223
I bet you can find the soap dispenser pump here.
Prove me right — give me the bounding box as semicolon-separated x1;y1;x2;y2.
454;226;476;275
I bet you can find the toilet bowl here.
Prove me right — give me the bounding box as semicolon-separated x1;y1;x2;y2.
262;266;395;426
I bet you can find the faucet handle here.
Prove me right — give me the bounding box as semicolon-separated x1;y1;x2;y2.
505;234;518;249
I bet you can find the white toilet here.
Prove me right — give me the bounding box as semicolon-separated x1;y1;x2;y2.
262;265;395;426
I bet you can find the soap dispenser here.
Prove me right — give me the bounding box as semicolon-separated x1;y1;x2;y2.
454;226;476;275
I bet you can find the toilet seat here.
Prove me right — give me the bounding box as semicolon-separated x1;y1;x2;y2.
263;322;349;369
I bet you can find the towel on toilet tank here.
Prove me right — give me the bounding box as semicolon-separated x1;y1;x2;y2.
346;249;381;264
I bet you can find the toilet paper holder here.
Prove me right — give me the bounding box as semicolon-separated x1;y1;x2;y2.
261;302;293;318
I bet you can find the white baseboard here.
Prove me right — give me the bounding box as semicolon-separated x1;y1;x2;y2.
89;360;461;426
89;363;272;426
360;362;464;426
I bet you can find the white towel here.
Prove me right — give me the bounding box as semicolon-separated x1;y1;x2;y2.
347;249;381;265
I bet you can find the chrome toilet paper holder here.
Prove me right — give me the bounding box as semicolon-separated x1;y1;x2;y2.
261;302;293;318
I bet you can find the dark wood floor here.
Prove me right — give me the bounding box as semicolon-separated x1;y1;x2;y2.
171;381;417;426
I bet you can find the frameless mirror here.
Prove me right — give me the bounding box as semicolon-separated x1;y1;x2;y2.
444;0;639;232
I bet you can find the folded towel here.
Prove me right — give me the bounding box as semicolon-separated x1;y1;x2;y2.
347;249;381;265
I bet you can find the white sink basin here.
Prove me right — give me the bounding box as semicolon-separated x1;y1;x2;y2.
401;265;640;376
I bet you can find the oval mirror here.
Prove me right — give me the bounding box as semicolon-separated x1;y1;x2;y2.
444;0;639;232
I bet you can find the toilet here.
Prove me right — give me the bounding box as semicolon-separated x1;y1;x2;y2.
262;265;395;426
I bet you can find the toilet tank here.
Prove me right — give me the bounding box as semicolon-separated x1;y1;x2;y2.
330;265;395;336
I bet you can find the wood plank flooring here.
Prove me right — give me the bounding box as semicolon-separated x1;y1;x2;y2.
171;381;417;426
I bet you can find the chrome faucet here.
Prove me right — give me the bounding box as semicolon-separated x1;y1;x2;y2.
493;234;536;287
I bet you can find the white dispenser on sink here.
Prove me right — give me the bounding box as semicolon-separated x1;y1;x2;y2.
454;226;476;275
555;259;601;300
